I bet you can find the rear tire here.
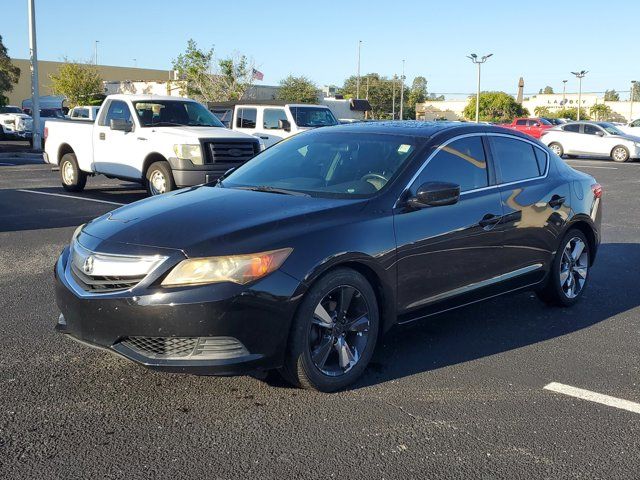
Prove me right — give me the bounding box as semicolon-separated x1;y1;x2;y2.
145;161;175;196
611;145;630;162
537;229;590;307
60;153;87;192
279;268;379;392
548;142;564;157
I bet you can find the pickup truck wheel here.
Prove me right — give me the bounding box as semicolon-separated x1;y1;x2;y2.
60;153;87;192
145;161;175;196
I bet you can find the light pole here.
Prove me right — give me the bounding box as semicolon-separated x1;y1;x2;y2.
467;53;492;123
356;40;362;99
630;80;637;122
571;70;587;121
562;79;568;105
392;74;396;120
28;0;41;149
399;59;405;120
94;40;99;65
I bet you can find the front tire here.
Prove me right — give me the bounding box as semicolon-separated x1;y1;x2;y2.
145;161;175;196
60;153;87;192
548;142;564;157
537;229;590;307
611;145;630;162
280;268;379;392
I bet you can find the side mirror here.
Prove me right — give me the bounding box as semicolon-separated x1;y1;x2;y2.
595;131;604;137
278;119;291;132
110;118;133;132
407;181;460;209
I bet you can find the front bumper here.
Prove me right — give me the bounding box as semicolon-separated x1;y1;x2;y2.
168;157;229;188
54;243;302;375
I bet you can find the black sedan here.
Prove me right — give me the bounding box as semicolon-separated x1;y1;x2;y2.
54;122;602;392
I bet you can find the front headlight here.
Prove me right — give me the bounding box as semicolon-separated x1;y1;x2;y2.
173;144;203;165
161;248;293;287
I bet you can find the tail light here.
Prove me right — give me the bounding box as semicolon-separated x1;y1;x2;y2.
44;126;48;140
591;183;603;198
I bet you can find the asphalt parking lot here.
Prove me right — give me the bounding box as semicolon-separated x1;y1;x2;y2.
1;156;639;479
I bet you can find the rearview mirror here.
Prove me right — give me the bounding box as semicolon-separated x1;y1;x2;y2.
278;119;291;132
110;118;133;132
407;181;460;209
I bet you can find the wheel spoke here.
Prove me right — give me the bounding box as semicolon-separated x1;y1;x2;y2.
559;267;570;285
313;304;334;329
311;336;333;370
338;286;356;318
345;314;369;333
335;336;356;370
571;241;585;261
575;266;588;279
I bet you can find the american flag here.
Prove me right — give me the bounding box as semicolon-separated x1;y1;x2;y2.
252;68;264;81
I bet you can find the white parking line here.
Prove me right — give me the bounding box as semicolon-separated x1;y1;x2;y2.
544;382;640;415
17;189;125;206
565;164;618;170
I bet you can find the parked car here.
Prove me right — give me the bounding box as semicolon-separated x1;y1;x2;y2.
500;117;554;138
0;105;33;141
542;117;569;126
68;105;101;121
615;118;640;136
541;121;640;162
54;122;602;392
209;102;339;147
44;94;261;196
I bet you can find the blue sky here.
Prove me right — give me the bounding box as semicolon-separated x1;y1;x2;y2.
3;0;639;99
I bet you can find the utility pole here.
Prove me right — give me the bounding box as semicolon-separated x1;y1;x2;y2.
467;53;492;123
392;74;396;120
562;79;567;105
571;70;587;121
94;40;99;65
28;0;41;149
356;40;362;99
630;80;637;121
399;60;405;120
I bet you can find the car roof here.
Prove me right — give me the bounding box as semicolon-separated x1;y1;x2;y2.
106;94;196;102
313;120;536;140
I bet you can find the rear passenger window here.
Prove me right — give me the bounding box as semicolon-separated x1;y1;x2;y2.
533;147;548;174
490;136;541;183
237;108;257;129
418;136;488;192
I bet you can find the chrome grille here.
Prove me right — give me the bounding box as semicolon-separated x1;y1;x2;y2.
204;141;259;167
70;263;144;292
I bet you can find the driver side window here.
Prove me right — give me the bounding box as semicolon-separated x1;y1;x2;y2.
100;100;132;127
415;136;488;193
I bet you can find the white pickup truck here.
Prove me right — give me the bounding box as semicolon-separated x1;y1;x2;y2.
0;105;33;141
209;102;339;147
44;94;261;196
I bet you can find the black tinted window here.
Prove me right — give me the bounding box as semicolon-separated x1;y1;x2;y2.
563;124;580;133
263;109;288;129
237;108;257;128
516;119;527;125
491;136;541;183
101;101;132;126
418;136;488;192
533;147;548;173
584;124;602;135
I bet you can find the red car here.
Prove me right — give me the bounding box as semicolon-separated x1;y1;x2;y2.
500;117;554;139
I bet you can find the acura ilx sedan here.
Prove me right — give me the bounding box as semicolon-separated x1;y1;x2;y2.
55;122;602;391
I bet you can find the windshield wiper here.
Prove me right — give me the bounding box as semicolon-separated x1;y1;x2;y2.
149;121;184;127
235;185;310;197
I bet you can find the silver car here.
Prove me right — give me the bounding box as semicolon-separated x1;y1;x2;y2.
540;121;640;162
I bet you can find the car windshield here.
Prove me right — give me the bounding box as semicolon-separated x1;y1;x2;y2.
223;131;420;198
289;106;338;128
598;123;624;135
0;106;22;114
133;100;224;127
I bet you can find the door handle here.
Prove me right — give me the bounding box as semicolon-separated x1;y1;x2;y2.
137;137;147;141
548;195;565;208
99;132;105;140
479;213;502;229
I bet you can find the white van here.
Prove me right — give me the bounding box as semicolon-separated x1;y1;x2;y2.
209;102;339;147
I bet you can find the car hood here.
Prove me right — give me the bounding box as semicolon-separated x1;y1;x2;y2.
150;126;256;141
83;185;366;257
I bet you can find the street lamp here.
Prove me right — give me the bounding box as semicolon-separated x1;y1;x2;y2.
28;0;41;149
94;40;100;65
399;60;405;120
467;53;493;123
562;79;568;105
571;70;587;121
630;80;637;122
356;40;362;99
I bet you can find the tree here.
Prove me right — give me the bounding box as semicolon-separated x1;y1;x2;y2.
555;107;589;121
277;75;318;103
463;91;528;123
534;106;552;117
604;89;620;101
632;83;640;102
406;76;427;119
590;103;612;121
215;54;254;101
538;86;554;94
0;35;20;107
49;59;103;107
172;39;217;103
341;73;408;119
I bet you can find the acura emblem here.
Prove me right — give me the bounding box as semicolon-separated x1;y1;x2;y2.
83;255;95;275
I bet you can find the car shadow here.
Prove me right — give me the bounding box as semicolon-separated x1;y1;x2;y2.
347;242;637;390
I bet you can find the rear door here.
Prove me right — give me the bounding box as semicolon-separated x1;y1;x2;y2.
558;123;581;153
488;134;569;286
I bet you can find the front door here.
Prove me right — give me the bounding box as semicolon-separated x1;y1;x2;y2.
93;100;138;179
582;123;611;156
394;134;505;317
256;108;289;147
